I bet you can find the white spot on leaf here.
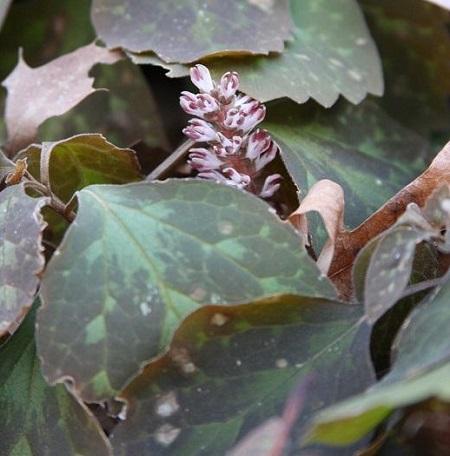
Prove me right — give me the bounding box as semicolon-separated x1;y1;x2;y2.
154;424;181;446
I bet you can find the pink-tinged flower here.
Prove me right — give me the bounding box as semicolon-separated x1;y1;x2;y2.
190;64;215;93
240;104;266;132
260;174;282;199
254;141;278;172
180;64;282;199
246;129;272;160
234;95;252;108
222;108;242;130
188;148;223;171
218;71;239;103
223;167;251;188
183;119;218;142
217;133;243;155
180;91;219;118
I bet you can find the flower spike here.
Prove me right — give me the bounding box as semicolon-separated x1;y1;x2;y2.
180;65;281;199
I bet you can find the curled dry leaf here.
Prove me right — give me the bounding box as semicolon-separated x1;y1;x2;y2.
289;179;345;275
1;42;122;155
291;143;450;299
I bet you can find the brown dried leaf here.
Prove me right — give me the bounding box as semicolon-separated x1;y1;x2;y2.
290;180;345;275
2;43;122;155
329;141;450;293
5;157;27;185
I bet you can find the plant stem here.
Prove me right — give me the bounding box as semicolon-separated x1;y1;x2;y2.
147;139;194;181
24;171;76;222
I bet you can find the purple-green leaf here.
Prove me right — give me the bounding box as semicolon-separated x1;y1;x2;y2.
0;305;112;455
91;0;293;63
0;184;46;337
110;295;373;455
36;180;336;401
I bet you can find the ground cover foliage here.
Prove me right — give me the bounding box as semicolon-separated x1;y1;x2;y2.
1;0;450;454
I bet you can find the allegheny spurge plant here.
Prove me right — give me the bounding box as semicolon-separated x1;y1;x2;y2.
1;0;450;455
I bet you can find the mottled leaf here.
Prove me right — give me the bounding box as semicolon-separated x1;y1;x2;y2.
37;180;336;401
91;0;293;63
265;99;431;230
306;278;450;446
0;185;46;337
135;0;383;107
2;42;121;154
110;295;372;455
0;305;111;455
364;226;432;323
362;0;450;141
24;134;142;204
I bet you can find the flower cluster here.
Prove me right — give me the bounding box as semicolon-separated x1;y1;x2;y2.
180;65;281;199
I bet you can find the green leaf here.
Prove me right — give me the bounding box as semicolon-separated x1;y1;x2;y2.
37;180;336;401
110;295;372;455
91;0;293;63
0;184;46;337
306;278;450;446
24;134;142;203
133;0;383;107
0;305;111;455
264;99;432;229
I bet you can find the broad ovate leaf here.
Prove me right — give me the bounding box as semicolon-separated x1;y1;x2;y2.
37;180;336;401
91;0;293;63
24;134;142;203
110;296;372;455
306;278;450;446
0;184;46;337
137;0;383;107
1;42;121;154
0;305;111;455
